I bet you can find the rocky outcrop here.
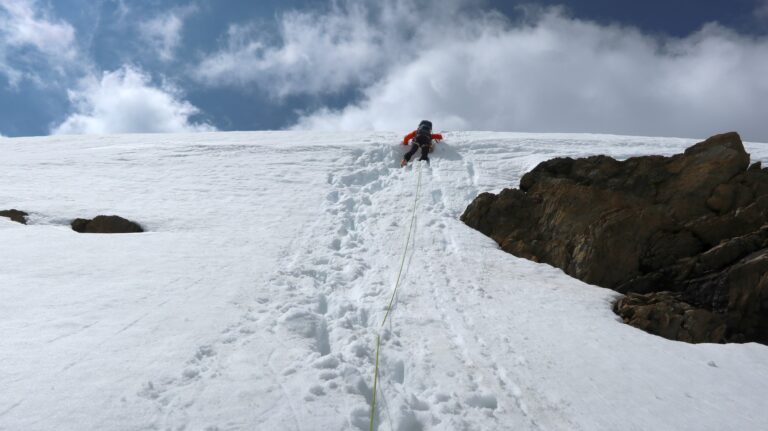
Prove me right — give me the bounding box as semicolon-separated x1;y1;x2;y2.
0;209;28;224
614;292;727;343
461;132;768;344
71;215;143;233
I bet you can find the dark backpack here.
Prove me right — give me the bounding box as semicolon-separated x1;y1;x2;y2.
415;120;432;146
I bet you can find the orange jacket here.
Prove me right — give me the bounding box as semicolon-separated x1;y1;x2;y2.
402;130;443;145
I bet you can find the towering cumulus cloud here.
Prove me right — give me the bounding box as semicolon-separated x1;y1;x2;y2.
53;66;214;135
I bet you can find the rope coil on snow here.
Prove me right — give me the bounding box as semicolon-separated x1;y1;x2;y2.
369;160;424;431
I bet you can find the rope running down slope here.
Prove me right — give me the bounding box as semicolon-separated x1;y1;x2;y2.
369;159;424;431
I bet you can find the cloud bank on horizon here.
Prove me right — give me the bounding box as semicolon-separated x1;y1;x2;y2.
289;6;768;141
1;0;768;140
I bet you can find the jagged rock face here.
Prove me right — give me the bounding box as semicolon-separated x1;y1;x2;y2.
71;215;143;234
461;132;768;344
0;209;28;224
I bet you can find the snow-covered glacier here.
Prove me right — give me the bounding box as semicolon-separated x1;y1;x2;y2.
2;131;768;430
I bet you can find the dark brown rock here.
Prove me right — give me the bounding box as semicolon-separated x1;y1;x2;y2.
71;215;143;234
614;292;727;343
462;132;768;344
71;218;91;232
721;250;768;343
0;209;28;224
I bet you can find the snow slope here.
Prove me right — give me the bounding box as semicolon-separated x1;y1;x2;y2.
1;131;768;431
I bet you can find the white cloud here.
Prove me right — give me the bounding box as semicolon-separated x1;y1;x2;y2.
139;6;197;62
0;59;22;85
0;0;76;57
281;4;768;141
194;0;483;97
52;66;215;134
0;0;78;85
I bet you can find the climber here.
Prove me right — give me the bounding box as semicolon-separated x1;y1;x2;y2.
401;120;443;167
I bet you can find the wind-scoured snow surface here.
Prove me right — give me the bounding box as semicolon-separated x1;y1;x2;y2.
2;131;768;431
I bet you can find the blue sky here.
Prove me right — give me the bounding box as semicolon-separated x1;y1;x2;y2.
1;0;768;140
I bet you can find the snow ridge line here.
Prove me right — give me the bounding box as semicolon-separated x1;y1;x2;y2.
369;161;424;431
